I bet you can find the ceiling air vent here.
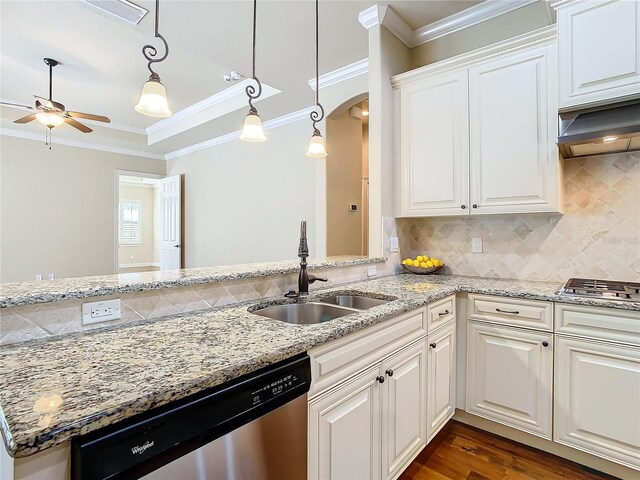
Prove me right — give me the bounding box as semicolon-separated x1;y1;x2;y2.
82;0;148;25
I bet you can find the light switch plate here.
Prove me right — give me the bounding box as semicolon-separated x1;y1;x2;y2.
390;236;399;253
82;299;122;325
367;265;377;277
472;237;483;254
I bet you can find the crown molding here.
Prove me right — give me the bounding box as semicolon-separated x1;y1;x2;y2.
391;24;557;86
0;127;165;160
165;106;314;161
308;58;369;91
359;0;539;48
146;79;281;145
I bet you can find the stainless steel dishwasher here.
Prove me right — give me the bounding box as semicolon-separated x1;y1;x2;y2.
72;353;310;480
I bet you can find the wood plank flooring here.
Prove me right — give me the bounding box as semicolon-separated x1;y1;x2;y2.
399;421;619;480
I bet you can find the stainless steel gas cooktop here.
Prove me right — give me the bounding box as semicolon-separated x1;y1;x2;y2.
558;278;640;302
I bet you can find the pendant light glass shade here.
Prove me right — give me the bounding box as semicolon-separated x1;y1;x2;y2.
240;109;266;142
36;112;64;128
306;131;327;158
135;77;171;118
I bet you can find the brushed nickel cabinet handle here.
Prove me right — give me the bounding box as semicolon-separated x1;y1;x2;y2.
496;308;520;315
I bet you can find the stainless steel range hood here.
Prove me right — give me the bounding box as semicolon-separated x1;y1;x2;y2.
557;101;640;159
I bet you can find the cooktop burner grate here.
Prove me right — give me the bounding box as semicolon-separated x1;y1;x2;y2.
558;278;640;301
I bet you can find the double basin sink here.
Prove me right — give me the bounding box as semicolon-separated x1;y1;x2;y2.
252;294;392;325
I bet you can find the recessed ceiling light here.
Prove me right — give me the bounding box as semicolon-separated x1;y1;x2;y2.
82;0;148;25
603;135;618;143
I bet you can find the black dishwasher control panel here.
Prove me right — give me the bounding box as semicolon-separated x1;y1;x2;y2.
71;353;311;480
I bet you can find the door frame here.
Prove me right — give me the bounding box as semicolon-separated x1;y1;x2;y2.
114;170;165;275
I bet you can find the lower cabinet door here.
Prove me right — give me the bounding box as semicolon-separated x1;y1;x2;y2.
554;336;640;470
308;366;382;480
381;340;427;480
466;321;553;438
427;322;456;441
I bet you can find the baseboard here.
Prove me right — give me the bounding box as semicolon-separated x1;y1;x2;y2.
453;409;637;479
118;262;161;268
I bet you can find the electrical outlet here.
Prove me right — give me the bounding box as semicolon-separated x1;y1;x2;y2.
472;237;483;254
35;274;43;281
82;299;122;325
48;273;55;280
390;236;399;253
367;265;377;277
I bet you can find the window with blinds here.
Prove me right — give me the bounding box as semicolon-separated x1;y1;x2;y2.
118;200;142;245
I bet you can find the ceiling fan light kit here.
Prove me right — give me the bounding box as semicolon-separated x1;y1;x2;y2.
306;0;327;158
135;0;171;118
240;0;266;143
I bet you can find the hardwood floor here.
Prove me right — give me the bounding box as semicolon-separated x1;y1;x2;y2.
399;421;619;480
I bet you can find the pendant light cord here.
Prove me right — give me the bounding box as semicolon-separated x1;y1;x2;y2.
310;0;325;133
142;0;169;78
245;0;263;113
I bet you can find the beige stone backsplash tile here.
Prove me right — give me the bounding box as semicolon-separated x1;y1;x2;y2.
399;152;639;282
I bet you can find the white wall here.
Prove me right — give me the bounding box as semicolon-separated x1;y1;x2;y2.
118;184;156;267
0;136;166;282
167;119;318;268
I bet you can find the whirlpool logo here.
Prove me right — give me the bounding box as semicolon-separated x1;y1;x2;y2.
131;440;154;455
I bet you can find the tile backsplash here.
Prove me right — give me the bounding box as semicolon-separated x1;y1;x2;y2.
398;152;640;282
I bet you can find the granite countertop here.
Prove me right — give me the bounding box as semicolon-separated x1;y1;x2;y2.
1;274;638;458
0;256;386;308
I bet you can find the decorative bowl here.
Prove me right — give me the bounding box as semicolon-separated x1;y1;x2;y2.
401;264;444;275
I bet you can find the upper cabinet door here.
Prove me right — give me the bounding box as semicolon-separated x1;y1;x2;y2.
468;44;561;214
557;0;640;109
399;70;469;217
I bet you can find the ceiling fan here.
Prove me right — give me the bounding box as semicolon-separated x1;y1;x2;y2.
0;58;111;133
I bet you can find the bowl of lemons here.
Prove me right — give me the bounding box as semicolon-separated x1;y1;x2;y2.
401;255;445;274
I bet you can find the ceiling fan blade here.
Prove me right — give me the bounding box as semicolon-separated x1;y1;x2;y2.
34;96;65;111
64;117;92;133
66;111;111;123
14;113;38;124
0;101;34;111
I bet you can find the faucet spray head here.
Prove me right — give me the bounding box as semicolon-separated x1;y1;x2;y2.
298;220;309;258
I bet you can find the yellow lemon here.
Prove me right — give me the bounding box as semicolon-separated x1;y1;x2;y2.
416;255;423;262
426;261;434;267
420;262;428;268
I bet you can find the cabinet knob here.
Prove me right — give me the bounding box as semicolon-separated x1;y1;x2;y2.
430;342;437;349
542;341;549;347
472;204;478;209
385;369;394;377
376;375;385;384
461;204;466;209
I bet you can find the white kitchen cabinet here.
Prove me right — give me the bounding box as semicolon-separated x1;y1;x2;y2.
554;336;640;470
308;365;382;480
466;321;553;439
308;334;428;480
556;0;640;109
468;44;561;214
398;70;469;216
426;321;456;442
381;341;427;480
393;27;561;218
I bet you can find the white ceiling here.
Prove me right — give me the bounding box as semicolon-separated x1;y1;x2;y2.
0;0;484;158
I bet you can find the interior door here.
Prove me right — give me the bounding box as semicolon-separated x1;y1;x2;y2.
159;175;182;271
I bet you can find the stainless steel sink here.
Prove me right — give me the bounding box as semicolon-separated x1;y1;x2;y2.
318;295;390;310
252;302;358;325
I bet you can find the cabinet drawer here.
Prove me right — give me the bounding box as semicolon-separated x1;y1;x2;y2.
308;308;426;397
555;303;640;346
468;294;553;331
427;295;456;332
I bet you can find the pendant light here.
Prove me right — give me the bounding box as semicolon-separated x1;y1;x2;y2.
306;0;327;158
240;0;266;142
135;0;171;118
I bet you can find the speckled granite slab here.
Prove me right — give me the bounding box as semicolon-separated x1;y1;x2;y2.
0;256;386;308
1;274;638;458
